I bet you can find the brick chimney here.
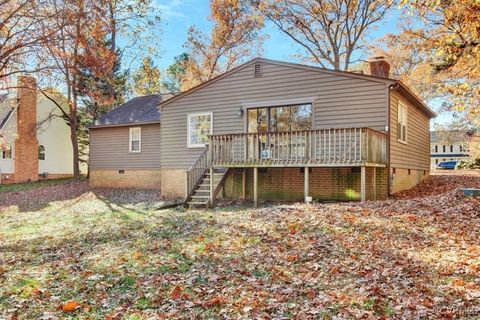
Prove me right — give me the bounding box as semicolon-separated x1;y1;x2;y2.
14;76;39;182
369;56;390;78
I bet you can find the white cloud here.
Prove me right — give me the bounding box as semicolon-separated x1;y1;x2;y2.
157;0;190;20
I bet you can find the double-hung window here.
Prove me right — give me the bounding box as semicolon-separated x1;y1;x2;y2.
129;127;141;152
188;112;213;148
2;144;12;159
397;101;408;143
38;145;45;160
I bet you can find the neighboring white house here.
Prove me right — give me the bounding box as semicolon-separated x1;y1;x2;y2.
430;130;472;168
0;76;84;183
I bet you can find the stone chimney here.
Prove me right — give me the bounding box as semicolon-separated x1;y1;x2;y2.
369;56;390;78
14;76;39;182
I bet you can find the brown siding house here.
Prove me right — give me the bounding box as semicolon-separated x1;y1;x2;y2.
88;57;435;206
89;95;162;190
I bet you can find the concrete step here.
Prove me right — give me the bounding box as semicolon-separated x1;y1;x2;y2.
188;201;209;207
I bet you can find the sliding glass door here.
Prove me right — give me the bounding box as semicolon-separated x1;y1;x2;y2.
246;104;312;160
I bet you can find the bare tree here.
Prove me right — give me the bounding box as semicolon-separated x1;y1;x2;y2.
253;0;395;70
0;0;58;87
37;0;95;179
181;0;264;90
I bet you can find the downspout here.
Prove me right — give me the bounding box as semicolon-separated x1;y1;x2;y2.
387;83;400;196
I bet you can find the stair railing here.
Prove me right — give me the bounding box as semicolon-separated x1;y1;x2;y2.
185;145;210;202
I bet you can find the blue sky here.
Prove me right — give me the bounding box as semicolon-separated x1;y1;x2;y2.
155;0;403;69
154;0;448;125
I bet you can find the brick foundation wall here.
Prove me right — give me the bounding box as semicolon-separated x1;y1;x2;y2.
39;174;74;180
14;76;39;183
0;174;15;184
90;170;161;190
391;168;429;194
223;167;388;202
160;169;186;198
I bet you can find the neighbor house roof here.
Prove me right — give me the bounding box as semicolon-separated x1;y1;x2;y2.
0;107;15;130
90;94;162;128
0;94;17;131
160;57;436;118
431;130;476;144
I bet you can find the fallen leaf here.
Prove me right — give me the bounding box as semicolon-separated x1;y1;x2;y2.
287;255;298;262
170;285;182;299
203;296;225;308
288;223;299;235
62;300;80;312
452;278;465;286
306;289;315;299
132;251;142;260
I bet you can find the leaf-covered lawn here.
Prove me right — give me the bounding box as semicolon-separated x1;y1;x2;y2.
0;177;82;194
0;174;479;319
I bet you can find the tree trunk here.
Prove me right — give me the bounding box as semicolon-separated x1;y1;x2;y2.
70;116;80;179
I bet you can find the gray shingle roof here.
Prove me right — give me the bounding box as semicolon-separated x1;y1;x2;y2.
91;94;161;128
431;130;475;144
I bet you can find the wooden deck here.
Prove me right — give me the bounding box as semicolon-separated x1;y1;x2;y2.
208;128;387;168
186;127;388;207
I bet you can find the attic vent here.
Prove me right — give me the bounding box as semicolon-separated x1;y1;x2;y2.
254;63;262;77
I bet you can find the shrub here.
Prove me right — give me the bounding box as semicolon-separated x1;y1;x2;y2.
456;160;468;170
456;158;480;170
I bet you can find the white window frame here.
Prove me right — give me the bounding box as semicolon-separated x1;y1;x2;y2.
2;144;12;159
187;112;213;148
397;101;408;144
129;127;141;153
38;145;45;160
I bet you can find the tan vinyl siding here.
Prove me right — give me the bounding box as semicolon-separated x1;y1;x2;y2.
389;91;431;170
161;61;389;169
90;123;161;169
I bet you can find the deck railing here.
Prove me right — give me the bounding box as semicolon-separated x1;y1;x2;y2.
185;147;209;200
208;127;387;167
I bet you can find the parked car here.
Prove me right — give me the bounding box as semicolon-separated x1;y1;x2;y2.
436;160;458;170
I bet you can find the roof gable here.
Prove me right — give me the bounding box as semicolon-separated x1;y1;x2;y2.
160;57;394;108
159;57;435;119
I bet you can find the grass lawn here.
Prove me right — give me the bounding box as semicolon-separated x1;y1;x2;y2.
0;177;83;193
0;174;479;319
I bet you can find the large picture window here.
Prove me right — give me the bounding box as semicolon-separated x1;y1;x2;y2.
247;104;312;133
188;112;213;148
397;101;408;143
129;127;141;152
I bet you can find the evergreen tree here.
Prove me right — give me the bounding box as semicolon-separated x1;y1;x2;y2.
77;41;128;170
163;53;189;93
131;57;162;96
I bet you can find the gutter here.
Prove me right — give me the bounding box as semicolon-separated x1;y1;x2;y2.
88;120;160;129
393;81;436;118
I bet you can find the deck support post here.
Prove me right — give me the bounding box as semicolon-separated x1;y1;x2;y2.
242;168;246;200
304;167;309;202
372;167;376;201
209;167;214;205
253;167;258;207
360;166;366;202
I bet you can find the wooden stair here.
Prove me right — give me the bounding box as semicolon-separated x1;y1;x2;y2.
186;168;228;209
